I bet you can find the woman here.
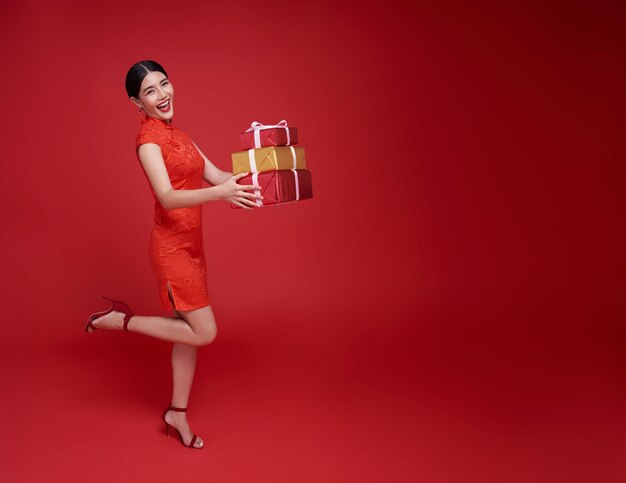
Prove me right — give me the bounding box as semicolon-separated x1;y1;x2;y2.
84;60;262;449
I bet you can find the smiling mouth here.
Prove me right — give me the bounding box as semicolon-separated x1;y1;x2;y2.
157;99;171;111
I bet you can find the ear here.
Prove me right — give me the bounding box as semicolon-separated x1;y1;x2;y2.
130;97;141;109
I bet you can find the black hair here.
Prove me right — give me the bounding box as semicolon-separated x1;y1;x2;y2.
125;60;168;99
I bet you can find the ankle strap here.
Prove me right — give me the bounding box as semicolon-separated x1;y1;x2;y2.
123;314;133;332
169;406;188;412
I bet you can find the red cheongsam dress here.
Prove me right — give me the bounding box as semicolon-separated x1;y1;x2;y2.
135;114;210;312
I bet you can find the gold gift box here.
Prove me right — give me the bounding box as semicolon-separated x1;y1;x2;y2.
231;146;306;174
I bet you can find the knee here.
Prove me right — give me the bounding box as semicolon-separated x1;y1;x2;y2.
195;324;217;346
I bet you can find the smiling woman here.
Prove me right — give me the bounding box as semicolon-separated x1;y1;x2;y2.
126;60;175;122
84;59;265;451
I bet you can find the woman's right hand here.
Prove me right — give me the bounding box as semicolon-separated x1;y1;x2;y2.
218;172;263;209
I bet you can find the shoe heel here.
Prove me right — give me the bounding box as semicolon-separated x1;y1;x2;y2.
85;296;115;333
92;295;135;332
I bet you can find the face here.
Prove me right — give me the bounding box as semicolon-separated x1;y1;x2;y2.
131;71;174;121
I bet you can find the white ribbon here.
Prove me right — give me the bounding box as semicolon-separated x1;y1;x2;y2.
247;149;258;173
245;120;290;148
247;150;262;206
289;146;299;201
252;172;263;207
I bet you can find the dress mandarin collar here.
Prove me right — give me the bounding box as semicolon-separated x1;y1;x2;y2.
140;113;174;128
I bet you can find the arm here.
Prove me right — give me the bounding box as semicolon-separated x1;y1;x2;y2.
191;140;232;186
137;143;224;210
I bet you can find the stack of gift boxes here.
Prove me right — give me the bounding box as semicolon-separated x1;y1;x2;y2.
231;120;313;208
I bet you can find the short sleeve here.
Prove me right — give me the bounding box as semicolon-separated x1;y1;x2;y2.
136;129;161;151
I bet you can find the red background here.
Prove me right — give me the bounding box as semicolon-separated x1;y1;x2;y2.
1;0;625;481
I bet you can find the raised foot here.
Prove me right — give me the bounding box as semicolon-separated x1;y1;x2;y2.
89;311;126;332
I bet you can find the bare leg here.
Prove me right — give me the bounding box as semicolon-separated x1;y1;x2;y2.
89;285;215;347
89;298;216;449
164;339;203;447
171;341;197;408
89;311;208;346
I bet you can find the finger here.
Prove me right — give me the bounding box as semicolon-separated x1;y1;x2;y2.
238;184;261;191
233;172;249;180
233;200;252;210
240;191;263;200
239;197;260;207
236;195;259;206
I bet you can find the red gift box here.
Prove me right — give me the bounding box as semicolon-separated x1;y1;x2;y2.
240;120;298;150
231;169;313;209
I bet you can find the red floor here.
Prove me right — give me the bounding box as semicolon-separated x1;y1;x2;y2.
2;301;625;482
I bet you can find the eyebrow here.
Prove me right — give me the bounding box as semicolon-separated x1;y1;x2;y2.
142;78;168;93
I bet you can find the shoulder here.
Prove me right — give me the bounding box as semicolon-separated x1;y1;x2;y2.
174;126;196;145
168;125;193;145
136;124;163;148
172;124;188;137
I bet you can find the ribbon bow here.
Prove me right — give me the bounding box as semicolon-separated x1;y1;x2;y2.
245;120;289;132
245;120;290;148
